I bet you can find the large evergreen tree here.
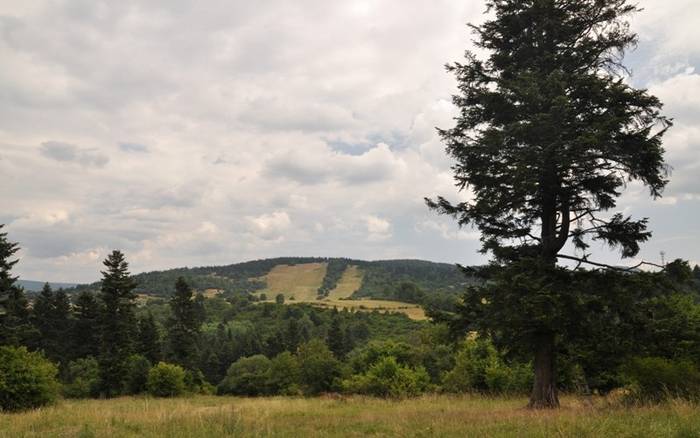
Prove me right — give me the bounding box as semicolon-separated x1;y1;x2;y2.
0;225;19;327
428;0;669;408
137;311;162;364
98;250;138;397
72;290;101;359
166;277;200;370
31;284;72;363
0;226;35;347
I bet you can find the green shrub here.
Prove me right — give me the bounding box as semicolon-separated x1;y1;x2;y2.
268;351;301;395
346;341;417;374
185;369;214;395
0;346;60;411
297;339;343;395
442;338;531;394
343;356;430;398
620;357;700;402
217;355;271;396
146;362;186;397
125;355;151;394
62;357;100;399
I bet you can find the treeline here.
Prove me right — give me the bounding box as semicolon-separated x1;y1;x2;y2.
64;257;476;307
4;226;700;412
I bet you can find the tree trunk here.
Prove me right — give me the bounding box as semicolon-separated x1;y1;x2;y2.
528;332;559;409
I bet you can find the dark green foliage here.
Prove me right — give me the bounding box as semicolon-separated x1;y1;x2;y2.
217;355;272;396
267;352;301;395
620;357;700;402
442;338;532;395
146;362;186;397
427;0;670;408
62;357;100;399
0;224;19;321
352;260;478;299
71;291;100;359
317;259;349;298
0;287;36;347
31;284;72;363
98;250;138;397
0;346;60;412
326;315;349;358
342;356;430;398
297;339;343;395
165;277;200;369
275;293;285;305
125;354;152;394
137;312;162;364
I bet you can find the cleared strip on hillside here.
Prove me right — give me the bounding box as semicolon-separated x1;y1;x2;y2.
313;299;427;321
258;263;327;302
326;265;363;300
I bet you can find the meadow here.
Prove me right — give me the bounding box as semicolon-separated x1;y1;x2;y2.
2;395;699;437
254;263;427;320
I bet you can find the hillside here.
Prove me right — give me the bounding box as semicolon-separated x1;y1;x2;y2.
65;257;477;314
18;279;78;292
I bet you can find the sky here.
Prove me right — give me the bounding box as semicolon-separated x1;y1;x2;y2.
1;1;699;283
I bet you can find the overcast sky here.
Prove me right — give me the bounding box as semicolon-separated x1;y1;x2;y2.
1;1;699;283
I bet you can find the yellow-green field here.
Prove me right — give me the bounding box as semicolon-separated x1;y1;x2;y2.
258;263;328;302
326;265;364;300
254;264;426;320
313;299;428;321
2;395;699;437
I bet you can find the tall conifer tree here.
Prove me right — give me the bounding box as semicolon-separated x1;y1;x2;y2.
166;277;200;370
72;290;101;359
428;0;669;408
98;250;137;397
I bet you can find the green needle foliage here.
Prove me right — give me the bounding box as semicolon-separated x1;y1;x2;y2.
98;250;138;397
428;0;670;408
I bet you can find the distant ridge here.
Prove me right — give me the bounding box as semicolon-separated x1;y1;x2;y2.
18;279;78;292
64;257;476;303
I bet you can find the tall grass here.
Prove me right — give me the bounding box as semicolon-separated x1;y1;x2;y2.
2;395;699;437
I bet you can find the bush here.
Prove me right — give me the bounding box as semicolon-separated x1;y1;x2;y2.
185;369;214;395
217;355;271;396
297;339;343;395
147;362;186;397
62;357;100;399
620;357;700;402
268;352;301;395
343;356;430;398
125;355;152;394
442;338;532;394
0;346;60;411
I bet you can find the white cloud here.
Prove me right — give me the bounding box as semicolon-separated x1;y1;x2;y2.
1;0;698;281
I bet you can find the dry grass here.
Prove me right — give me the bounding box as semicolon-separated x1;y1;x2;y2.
313;299;428;321
326;265;364;300
2;395;699;437
202;289;223;298
258;263;327;302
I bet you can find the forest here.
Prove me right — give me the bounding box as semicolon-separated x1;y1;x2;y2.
3;0;700;436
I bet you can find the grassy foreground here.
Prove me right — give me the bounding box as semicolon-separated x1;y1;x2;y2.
2;395;699;437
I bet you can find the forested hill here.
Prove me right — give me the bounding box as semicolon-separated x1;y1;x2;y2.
65;257;478;307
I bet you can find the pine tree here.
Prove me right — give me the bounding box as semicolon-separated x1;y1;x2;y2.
194;292;207;326
30;284;71;362
428;1;669;408
31;283;56;353
326;316;346;358
72;290;101;359
0;226;36;347
166;277;200;370
98;250;137;397
137;312;162;364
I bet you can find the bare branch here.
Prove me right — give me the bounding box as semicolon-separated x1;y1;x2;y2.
557;254;665;272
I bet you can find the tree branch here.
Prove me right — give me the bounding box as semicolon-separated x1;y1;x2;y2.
557;254;665;272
